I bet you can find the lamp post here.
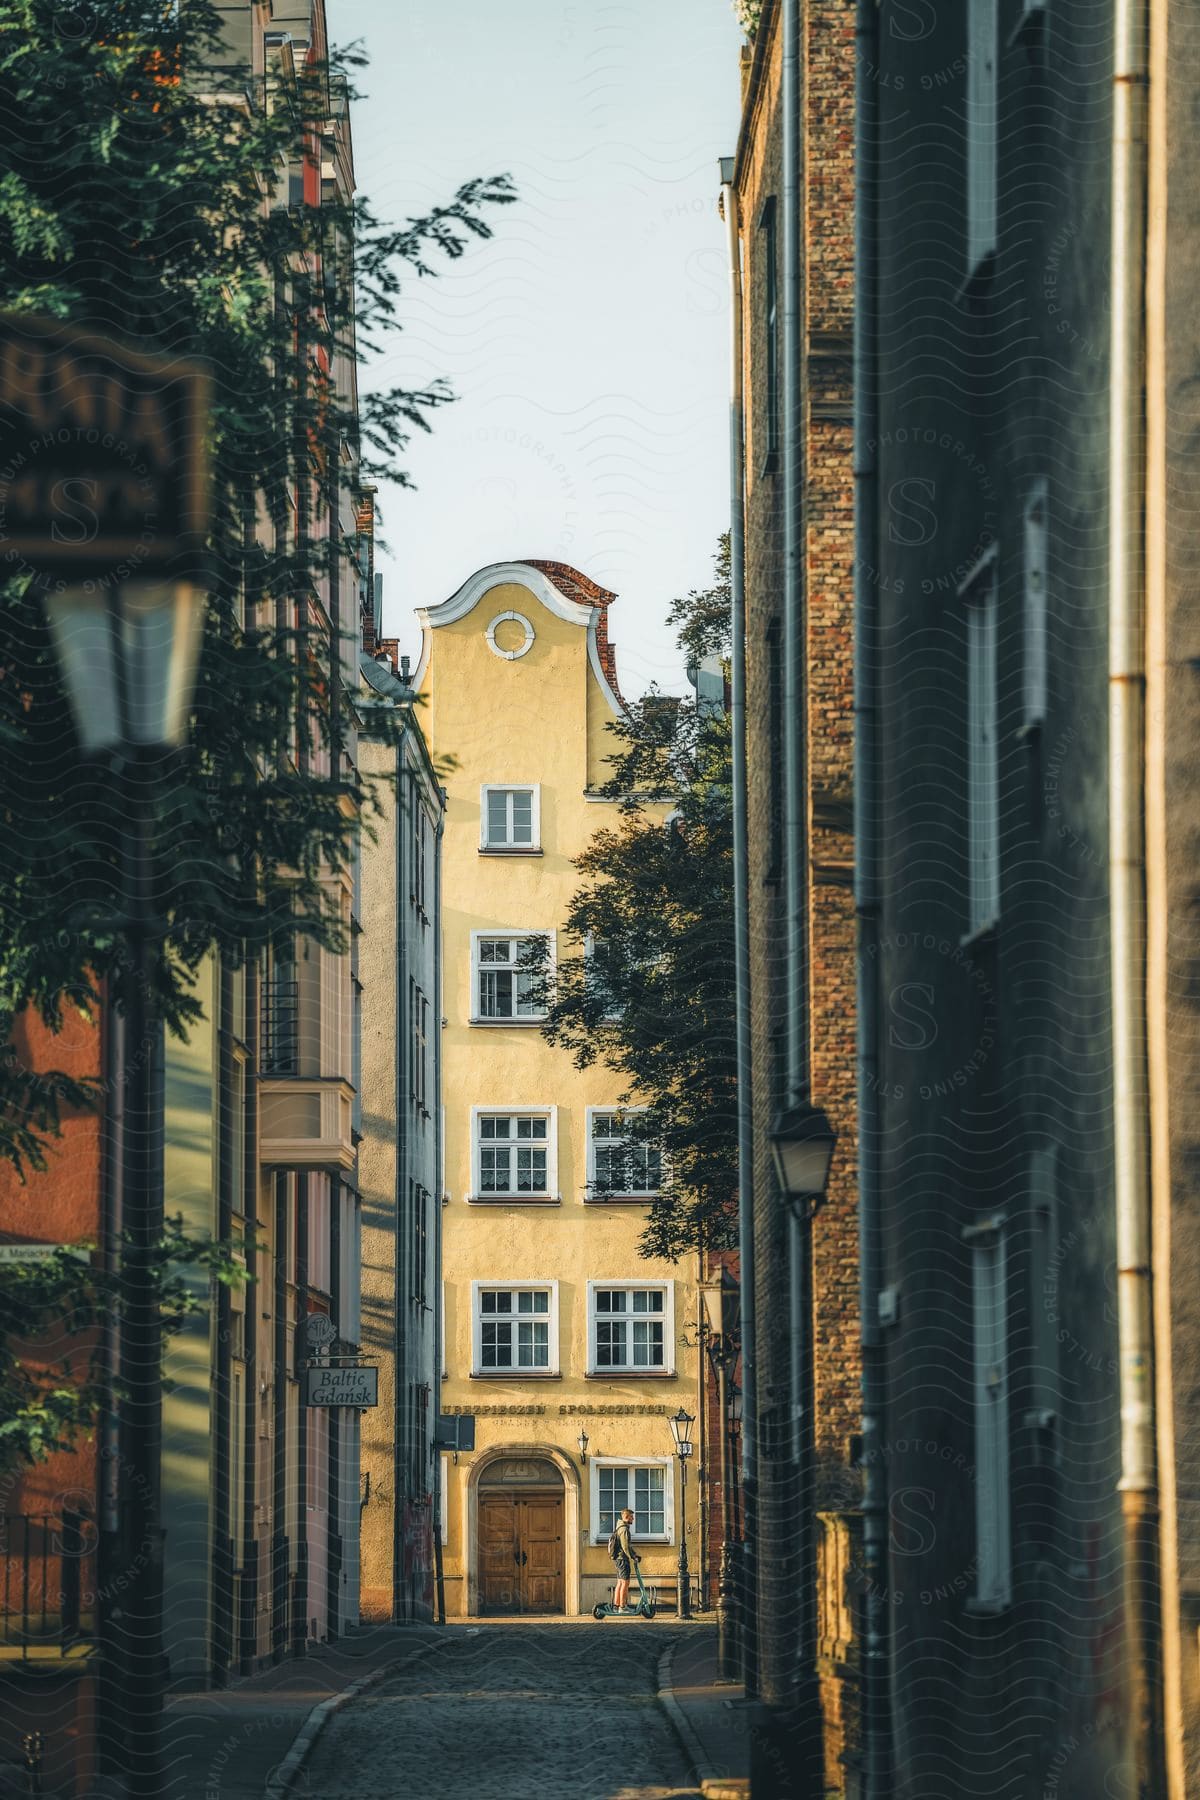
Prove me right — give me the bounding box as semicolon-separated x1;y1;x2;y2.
668;1406;695;1621
577;1429;589;1466
45;580;205;1800
761;1100;837;1800
702;1271;742;1679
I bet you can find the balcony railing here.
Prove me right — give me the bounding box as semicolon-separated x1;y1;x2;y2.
261;976;300;1075
0;1514;97;1658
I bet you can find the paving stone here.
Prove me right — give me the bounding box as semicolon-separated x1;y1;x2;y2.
302;1624;703;1799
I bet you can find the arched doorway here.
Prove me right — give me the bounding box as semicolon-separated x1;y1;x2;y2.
475;1455;566;1616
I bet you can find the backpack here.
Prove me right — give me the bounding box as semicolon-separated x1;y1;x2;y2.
607;1526;622;1562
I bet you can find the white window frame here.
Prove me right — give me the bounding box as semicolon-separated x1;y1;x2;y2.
962;547;999;936
585;1107;663;1202
469;1105;559;1203
586;1279;675;1377
963;1214;1012;1611
469;930;554;1025
480;784;541;851
589;1457;674;1546
470;1279;560;1376
966;0;998;278
1022;479;1048;730
583;932;622;1022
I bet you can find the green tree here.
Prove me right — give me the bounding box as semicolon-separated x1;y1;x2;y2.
0;1231;246;1476
534;538;736;1260
0;0;515;1174
0;0;513;1466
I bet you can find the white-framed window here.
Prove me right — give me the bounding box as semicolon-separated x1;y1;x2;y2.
590;1459;673;1545
963;1214;1011;1611
586;1109;663;1201
470;931;551;1023
470;1280;559;1375
1022;479;1048;729
470;1107;558;1201
963;547;999;935
480;784;540;850
966;0;998;278
586;1280;674;1375
583;933;622;1021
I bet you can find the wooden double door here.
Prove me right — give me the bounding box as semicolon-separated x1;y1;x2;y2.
478;1488;565;1615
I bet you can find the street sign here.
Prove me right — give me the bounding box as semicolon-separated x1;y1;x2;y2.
0;312;210;582
434;1415;476;1452
304;1363;378;1409
0;1243;87;1264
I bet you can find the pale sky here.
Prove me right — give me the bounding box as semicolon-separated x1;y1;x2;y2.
334;0;742;696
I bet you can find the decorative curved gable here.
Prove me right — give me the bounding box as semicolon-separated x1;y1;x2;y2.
414;559;625;717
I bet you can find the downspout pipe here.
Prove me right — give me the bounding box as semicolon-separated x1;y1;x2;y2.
432;792;447;1625
782;0;807;1103
394;712;411;1620
854;0;890;1792
1109;1;1165;1791
720;156;757;1701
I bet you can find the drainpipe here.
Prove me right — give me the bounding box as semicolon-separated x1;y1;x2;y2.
720;155;757;1701
782;0;807;1103
696;1249;709;1613
393;713;410;1621
1109;1;1165;1792
432;792;447;1625
854;0;890;1793
776;10;825;1793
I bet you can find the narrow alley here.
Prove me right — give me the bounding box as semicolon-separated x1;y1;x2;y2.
301;1625;710;1800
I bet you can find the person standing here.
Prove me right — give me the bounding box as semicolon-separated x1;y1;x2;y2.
611;1507;640;1611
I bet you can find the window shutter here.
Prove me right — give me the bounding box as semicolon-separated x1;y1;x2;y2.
1023;480;1048;729
970;1226;1011;1608
966;0;999;274
966;558;999;933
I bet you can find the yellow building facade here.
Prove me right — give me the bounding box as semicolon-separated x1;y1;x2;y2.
415;560;699;1618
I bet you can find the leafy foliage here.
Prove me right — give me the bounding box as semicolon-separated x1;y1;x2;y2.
0;1228;248;1476
0;0;515;1171
732;0;764;38
532;540;736;1260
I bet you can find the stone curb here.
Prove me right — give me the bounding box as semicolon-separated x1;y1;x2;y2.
262;1636;441;1799
655;1640;749;1800
656;1640;713;1791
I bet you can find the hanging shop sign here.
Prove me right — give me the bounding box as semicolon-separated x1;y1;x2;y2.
0;311;210;581
304;1363;378;1409
305;1313;337;1349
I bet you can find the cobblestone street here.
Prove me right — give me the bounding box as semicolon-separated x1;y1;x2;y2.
299;1623;705;1799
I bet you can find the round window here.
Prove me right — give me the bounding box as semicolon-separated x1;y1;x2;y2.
486;611;535;660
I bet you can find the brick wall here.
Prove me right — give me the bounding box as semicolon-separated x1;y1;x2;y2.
737;0;859;1788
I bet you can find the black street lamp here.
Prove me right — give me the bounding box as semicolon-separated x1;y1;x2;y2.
702;1272;742;1680
668;1406;695;1621
46;578;205;1799
767;1100;837;1209
761;1100;837;1799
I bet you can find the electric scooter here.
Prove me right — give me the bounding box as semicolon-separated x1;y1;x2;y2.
593;1559;657;1620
